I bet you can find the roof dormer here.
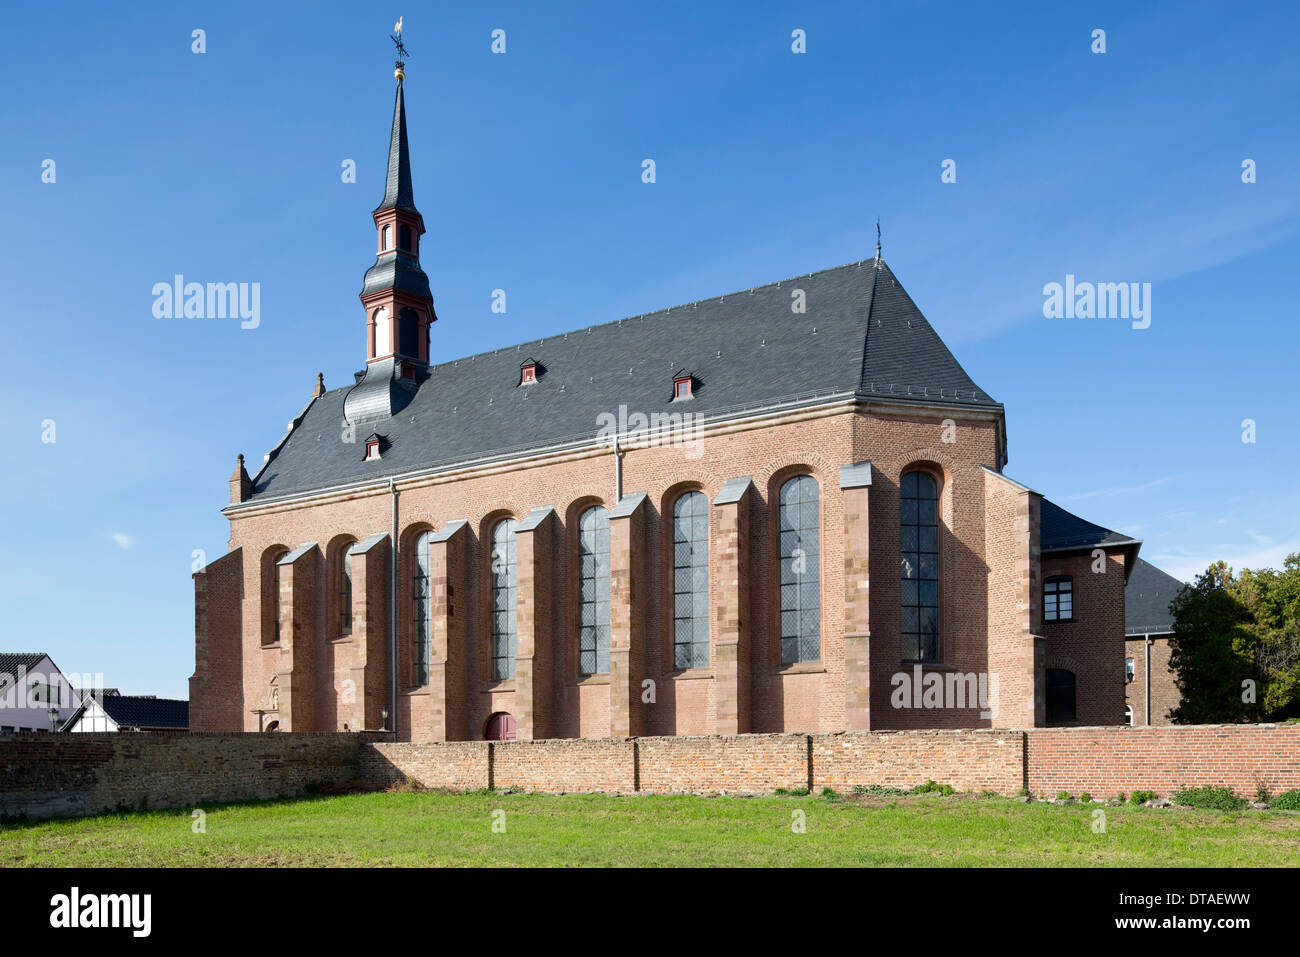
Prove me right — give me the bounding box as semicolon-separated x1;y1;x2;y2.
672;369;694;400
520;357;539;385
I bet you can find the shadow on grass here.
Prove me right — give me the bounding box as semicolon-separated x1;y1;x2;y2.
0;778;388;833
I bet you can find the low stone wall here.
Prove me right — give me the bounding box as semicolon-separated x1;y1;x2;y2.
637;733;808;793
0;732;362;821
361;729;1020;795
811;729;1023;793
358;740;487;791
7;724;1297;821
1024;724;1300;799
494;738;634;792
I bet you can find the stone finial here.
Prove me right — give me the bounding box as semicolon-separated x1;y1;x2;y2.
230;453;253;504
312;372;326;398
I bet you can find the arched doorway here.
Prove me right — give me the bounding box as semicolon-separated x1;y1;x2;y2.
485;712;516;741
1046;669;1076;723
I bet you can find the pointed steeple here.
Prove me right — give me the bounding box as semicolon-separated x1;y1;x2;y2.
375;80;416;214
350;25;436;426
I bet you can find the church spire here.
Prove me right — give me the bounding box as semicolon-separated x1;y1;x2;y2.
376;21;415;215
349;20;436;424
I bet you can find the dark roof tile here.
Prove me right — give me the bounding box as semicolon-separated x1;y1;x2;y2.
1125;558;1185;635
242;259;999;505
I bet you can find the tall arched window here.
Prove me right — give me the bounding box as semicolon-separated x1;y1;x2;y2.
381;224;393;250
262;546;288;646
337;541;356;636
273;558;284;643
490;519;519;680
412;530;434;686
578;506;611;675
398;308;419;358
399;224;413;251
373;307;391;357
779;475;820;664
672;491;709;669
900;471;939;661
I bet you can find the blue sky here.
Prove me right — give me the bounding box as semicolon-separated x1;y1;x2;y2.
1;1;1297;698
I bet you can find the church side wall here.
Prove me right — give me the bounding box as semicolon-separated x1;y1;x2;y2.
206;402;1038;740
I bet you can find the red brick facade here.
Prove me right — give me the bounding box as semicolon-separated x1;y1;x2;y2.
1124;634;1180;725
191;400;1132;740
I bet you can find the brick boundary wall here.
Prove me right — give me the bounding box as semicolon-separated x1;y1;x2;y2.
362;729;1025;795
1024;724;1300;799
0;732;370;821
364;725;1300;799
638;733;810;793
6;725;1298;821
812;730;1023;794
494;738;635;792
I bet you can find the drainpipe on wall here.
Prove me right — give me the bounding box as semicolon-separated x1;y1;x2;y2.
390;477;398;740
1144;633;1151;726
613;433;622;501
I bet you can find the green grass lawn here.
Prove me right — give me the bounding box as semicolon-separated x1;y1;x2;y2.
3;789;1298;867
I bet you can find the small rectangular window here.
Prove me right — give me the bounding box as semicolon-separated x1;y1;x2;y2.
1044;576;1073;621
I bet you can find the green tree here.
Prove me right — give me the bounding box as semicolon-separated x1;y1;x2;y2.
1168;555;1300;723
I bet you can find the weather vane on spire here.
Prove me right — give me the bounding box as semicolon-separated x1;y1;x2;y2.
875;218;882;263
391;16;409;80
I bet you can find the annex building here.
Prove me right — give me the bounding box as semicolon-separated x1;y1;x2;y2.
190;64;1174;742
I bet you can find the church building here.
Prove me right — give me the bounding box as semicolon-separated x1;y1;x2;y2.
190;58;1146;741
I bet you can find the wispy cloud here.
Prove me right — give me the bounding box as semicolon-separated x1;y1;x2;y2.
111;532;135;550
1149;539;1300;583
1056;476;1178;503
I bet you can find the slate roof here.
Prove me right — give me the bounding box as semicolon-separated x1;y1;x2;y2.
241;258;1001;505
1125;558;1185;636
64;695;190;731
0;653;48;677
376;80;415;214
1040;499;1140;552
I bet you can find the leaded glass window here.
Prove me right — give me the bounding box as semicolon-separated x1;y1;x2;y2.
338;541;356;637
490;519;519;680
673;491;709;669
779;475;820;664
413;530;434;685
900;471;939;661
578;506;610;675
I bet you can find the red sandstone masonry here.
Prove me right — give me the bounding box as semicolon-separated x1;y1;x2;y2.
1026;724;1300;798
812;729;1022;793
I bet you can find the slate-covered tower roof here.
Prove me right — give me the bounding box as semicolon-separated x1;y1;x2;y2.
376;78;416;215
349;58;436;426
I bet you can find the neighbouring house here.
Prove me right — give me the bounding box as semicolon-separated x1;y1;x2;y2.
0;653;81;733
61;690;189;733
191;56;1156;741
1123;558;1185;725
